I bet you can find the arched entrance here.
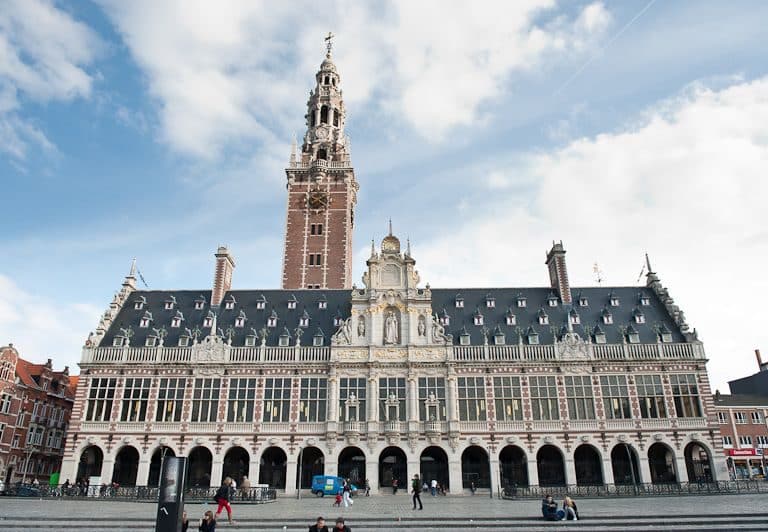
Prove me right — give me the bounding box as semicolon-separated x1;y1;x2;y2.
499;445;528;488
611;444;640;485
112;446;140;487
337;447;366;485
574;445;603;486
187;447;213;488
648;442;677;484
77;445;104;482
461;446;490;489
379;447;407;489
537;445;565;487
420;446;449;491
148;447;175;486
297;447;325;489
223;447;250;485
259;447;287;489
684;442;713;482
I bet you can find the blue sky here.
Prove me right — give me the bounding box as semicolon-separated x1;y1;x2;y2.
1;0;767;391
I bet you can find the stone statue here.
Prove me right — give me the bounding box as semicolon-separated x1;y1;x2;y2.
357;315;366;337
417;315;426;337
333;318;352;345
384;311;399;345
431;315;448;344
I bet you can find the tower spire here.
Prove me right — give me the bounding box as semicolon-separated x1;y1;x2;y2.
324;31;334;55
388;218;393;236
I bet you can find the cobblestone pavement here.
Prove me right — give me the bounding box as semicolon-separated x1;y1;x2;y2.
0;493;765;531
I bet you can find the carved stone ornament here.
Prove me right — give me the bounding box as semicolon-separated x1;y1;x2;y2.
543;436;554;444
506;436;517;444
386;433;399;446
557;331;591;360
336;349;368;362
347;434;360;445
231;437;241;446
87;436;95;444
373;348;407;361
194;334;229;363
159;437;168;445
332;318;352;346
195;366;225;377
426;432;441;445
268;437;279;445
469;436;481;445
580;435;590;443
306;438;317;446
618;434;628;443
195;437;204;445
653;433;664;442
122;436;131;444
689;433;700;441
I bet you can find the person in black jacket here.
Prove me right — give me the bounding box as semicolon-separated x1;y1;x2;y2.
214;477;235;525
333;516;351;532
309;516;330;532
199;510;216;532
181;511;189;532
541;494;558;520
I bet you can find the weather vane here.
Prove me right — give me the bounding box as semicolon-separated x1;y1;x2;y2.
325;32;334;54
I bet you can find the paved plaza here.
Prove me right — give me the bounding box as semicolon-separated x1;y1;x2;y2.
0;493;766;531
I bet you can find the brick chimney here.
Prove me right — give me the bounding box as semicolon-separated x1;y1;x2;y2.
756;349;767;372
211;246;236;307
545;241;572;305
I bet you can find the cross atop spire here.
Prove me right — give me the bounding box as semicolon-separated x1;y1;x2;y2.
325;31;334;55
388;218;393;236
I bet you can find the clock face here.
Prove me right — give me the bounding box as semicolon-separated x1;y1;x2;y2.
307;190;329;210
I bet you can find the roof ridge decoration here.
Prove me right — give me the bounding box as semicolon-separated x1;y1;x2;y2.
644;253;697;341
87;258;140;347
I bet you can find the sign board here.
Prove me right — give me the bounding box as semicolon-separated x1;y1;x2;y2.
155;456;187;532
728;448;758;456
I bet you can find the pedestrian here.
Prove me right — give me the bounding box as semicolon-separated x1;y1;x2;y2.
333;490;342;507
562;495;579;521
31;477;40;486
333;516;351;532
422;480;428;493
470;481;476;495
240;475;251;501
181;510;189;532
392;478;399;495
309;516;330;532
214;477;235;525
541;494;558;521
411;474;423;510
430;479;437;496
198;510;216;532
342;479;353;507
364;479;370;497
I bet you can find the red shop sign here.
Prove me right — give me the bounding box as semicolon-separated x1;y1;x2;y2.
728;448;758;456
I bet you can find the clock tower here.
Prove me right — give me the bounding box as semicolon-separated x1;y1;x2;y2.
281;37;358;290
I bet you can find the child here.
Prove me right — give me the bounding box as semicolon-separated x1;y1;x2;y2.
334;490;342;507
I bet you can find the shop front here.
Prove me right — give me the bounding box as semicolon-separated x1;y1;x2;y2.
727;448;765;479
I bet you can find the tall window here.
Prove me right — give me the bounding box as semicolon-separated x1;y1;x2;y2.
155;378;186;422
339;377;366;422
751;411;763;423
120;378;152;422
457;376;487;421
600;375;631;419
300;377;327;422
263;378;292;423
670;374;701;417
0;394;12;414
734;412;747;424
493;376;523;421
227;378;257;422
418;377;446;421
191;378;221;422
636;374;667;419
529;376;559;420
379;377;406;421
85;378;116;422
565;376;595;419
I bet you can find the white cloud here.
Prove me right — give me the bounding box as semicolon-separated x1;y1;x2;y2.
0;274;100;374
98;0;611;158
414;76;768;391
0;0;101;160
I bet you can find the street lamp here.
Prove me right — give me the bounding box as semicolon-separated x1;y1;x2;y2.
21;444;38;484
296;446;304;500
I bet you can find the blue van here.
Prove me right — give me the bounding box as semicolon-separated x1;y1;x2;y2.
311;475;358;497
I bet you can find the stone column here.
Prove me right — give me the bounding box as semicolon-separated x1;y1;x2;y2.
602;457;615;485
527;457;539;487
100;456;115;485
136;455;152;486
408;457;420;496
285;457;298;496
408;376;418;422
368;376;379;422
489;456;501;496
325;457;338;478
211;455;224;487
564;455;577;487
638;454;652;484
675;454;689;483
60;457;78;484
447;373;458;422
448;454;462;494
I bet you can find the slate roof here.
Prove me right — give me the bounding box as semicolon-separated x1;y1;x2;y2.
100;286;685;348
713;394;768;408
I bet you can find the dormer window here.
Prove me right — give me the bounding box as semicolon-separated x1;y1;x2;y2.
538;309;549;326
579;295;589;307
170;311;184;328
517;295;527;308
267;311;278;328
299;310;310;327
255;295;267;310
194;296;206;310
626;325;640;344
493;327;505;345
438;309;450;326
244;334;257;347
333;311;344;327
317;296;327;310
459;328;471;346
640;295;651;306
139;311;153;328
547;293;558;307
473;309;484;326
570;310;580;325
527;327;539;345
113;336;126;347
594;328;607;344
235;310;247;328
455;295;464;309
178;335;190;347
287;295;298;310
224;295;236;310
485;295;495;309
658;324;673;343
164;296;176;310
633;309;646;324
278;328;291;347
313;329;325;347
602;309;613;325
505;311;516;326
609;292;620;307
145;336;158;347
133;297;146;310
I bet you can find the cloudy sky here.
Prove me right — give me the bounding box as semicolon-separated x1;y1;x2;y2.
1;0;766;392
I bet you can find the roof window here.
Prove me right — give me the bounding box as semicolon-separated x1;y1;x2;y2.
602;308;613;325
235;310;247;328
517;294;527;308
505;309;516;326
455;294;464;309
278;327;291;347
317;295;327;310
267;310;278;328
171;311;184;328
527;327;539;345
473;308;484;326
538;308;549;326
224;295;236;310
640;294;651;306
299;310;310;327
493;326;505;345
139;311;153;328
626;325;640;344
287;295;298;310
133;296;146;310
194;295;206;310
569;309;580;325
633;308;646;324
485;294;496;309
609;291;620;307
164;295;177;310
459;327;471;346
547;292;558;307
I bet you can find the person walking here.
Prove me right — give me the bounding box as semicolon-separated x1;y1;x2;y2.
342;479;354;507
470;481;476;495
364;479;370;497
214;477;235;525
392;478;399;495
430;479;437;496
411;474;423;510
240;476;251;501
181;511;190;532
309;516;330;532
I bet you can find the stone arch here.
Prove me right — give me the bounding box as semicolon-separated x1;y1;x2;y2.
610;443;641;485
648;442;677;484
338;446;366;485
574;444;603;486
148;446;176;487
187;446;213;488
112;445;140;487
379;446;407;488
461;445;490;489
223;446;250;485
536;444;566;487
684;441;714;482
420;445;449;491
297;446;325;489
499;445;528;488
259;446;287;489
77;444;104;482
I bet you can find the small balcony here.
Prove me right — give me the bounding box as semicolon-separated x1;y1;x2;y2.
424;420;443;434
343;421;364;435
383;420;402;434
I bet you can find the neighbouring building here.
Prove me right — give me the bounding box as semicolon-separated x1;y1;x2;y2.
712;350;768;479
0;344;76;486
61;41;727;494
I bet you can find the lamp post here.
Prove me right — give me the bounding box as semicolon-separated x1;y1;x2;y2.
296;446;304;500
21;444;37;484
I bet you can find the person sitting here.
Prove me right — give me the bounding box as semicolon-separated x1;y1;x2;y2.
563;496;579;521
333;517;351;532
198;510;216;532
309;516;330;532
541;494;558;521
